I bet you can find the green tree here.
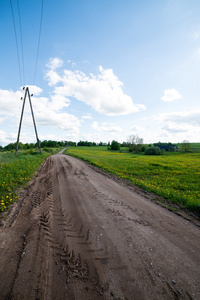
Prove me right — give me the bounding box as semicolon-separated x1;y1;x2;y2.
127;135;143;153
181;140;191;152
111;140;120;150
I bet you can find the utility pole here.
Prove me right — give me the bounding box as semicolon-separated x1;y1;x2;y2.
15;87;41;155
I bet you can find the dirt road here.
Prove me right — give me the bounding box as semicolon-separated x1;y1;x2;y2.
0;153;200;300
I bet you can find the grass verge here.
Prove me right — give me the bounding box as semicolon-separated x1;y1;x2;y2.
0;150;50;213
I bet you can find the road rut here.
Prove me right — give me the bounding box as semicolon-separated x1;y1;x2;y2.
0;153;200;299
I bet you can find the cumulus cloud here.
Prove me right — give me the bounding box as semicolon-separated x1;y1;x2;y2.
0;85;81;140
0;89;23;116
36;111;80;132
0;130;9;145
45;58;64;86
156;109;200;126
47;57;64;70
45;70;62;86
154;109;200;142
49;94;70;111
162;122;187;133
161;89;181;102
45;59;146;116
92;121;122;133
26;85;43;96
0;130;16;145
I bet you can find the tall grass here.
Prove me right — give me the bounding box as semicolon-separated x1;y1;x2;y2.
0;151;49;213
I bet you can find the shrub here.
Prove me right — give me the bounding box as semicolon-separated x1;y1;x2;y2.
29;148;34;154
145;146;162;155
111;140;120;151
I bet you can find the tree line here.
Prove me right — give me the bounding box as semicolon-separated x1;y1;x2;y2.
0;140;70;151
0;137;191;153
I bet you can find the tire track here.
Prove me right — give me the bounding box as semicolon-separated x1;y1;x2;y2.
0;153;199;299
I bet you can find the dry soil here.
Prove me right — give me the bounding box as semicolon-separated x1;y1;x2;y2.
0;152;200;300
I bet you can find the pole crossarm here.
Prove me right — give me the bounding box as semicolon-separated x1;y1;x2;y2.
15;87;41;155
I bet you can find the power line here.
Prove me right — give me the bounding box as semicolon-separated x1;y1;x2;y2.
10;0;22;86
17;0;25;85
33;0;44;86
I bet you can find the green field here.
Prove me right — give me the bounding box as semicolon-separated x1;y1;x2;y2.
65;147;200;214
177;142;200;152
0;150;50;213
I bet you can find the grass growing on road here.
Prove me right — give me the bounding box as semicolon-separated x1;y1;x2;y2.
0;151;49;213
65;147;200;214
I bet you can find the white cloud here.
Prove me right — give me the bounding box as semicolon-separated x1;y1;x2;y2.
50;94;70;111
36;111;80;132
0;130;16;145
0;85;81;144
47;57;64;70
156;109;200;126
81;133;101;142
45;58;64;86
161;122;200;142
0;130;9;145
45;70;62;86
45;59;146;116
82;114;93;120
92;121;122;133
162;122;187;133
0;87;42;120
0;89;23;116
26;85;43;96
153;110;200;143
161;89;181;102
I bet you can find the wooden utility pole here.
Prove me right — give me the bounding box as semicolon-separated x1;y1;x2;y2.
15;87;41;155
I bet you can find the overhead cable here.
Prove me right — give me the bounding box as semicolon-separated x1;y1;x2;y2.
17;0;25;85
33;0;44;86
10;0;22;86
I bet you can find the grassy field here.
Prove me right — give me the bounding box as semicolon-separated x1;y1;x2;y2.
0;150;50;213
65;146;200;214
177;142;200;152
190;143;200;152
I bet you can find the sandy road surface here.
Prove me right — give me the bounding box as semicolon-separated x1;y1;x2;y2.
0;153;200;300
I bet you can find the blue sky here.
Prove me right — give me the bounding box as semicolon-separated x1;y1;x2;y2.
0;0;200;146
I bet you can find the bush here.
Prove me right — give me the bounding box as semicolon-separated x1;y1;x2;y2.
29;148;34;154
111;140;120;151
145;146;162;155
